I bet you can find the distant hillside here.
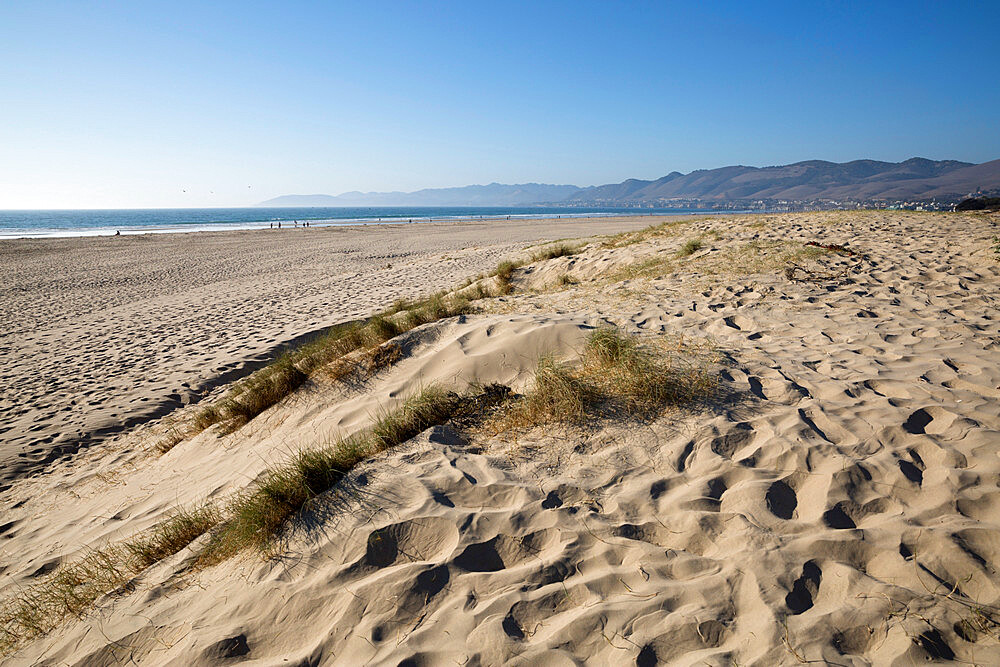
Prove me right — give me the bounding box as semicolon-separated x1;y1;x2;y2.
260;158;1000;209
566;158;1000;205
258;183;582;207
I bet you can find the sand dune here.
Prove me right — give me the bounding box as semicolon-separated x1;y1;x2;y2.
0;216;660;490
2;211;1000;665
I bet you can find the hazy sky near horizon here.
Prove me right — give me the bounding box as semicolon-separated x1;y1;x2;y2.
1;1;998;208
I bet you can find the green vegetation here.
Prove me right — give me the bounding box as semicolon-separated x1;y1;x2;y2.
198;386;461;563
956;197;1000;211
125;505;220;568
0;324;716;654
0;504;221;654
677;237;704;257
530;242;581;262
186;291;470;439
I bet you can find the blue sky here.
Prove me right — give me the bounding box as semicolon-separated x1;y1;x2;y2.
1;1;997;208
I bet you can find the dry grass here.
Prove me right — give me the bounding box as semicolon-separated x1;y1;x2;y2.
489;327;716;433
365;341;403;373
556;273;577;287
0;504;221;655
216;355;308;430
0;548;131;654
198;387;460;562
493;261;517;295
189;292;469;437
676;237;704;257
583;327;717;414
154;427;185;454
530;243;581;262
125;505;220;568
603;256;673;283
601;218;695;249
496;357;592;430
692;240;832;277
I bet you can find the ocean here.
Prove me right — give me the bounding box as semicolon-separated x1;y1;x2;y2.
0;207;715;239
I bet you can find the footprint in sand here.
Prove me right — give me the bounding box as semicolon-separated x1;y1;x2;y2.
785;560;821;614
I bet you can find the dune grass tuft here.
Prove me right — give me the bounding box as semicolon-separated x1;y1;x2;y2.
492;260;517;295
217;355;308;430
0;548;131;653
0;503;222;655
531;243;581;262
491;357;591;431
677;238;704;257
188;291;470;437
583;326;713;413
556;273;577;286
155;427;185;454
200;446;355;561
489;327;716;433
364;314;402;346
198;386;461;563
369;387;460;450
125;505;221;569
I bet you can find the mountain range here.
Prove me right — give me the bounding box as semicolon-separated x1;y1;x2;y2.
259;158;1000;208
258;183;581;207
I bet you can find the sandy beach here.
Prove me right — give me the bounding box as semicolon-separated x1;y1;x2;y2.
0;215;664;490
2;210;1000;664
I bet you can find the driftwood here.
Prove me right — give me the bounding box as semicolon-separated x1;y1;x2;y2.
785;241;869;283
783;263;854;283
805;241;856;256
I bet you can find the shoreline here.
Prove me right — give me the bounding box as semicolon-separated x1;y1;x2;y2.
0;209;727;240
0;214;678;487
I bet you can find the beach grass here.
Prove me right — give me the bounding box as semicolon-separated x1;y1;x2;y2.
198;386;460;562
677;237;704;257
0;503;221;654
530;242;581;262
0;323;715;654
125;505;221;568
188;290;470;437
488;327;716;433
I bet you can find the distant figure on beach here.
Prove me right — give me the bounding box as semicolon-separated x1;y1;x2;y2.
114;230;120;236
278;221;281;229
270;222;273;229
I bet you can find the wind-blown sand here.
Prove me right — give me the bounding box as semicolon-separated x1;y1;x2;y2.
0;216;662;490
2;211;999;665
